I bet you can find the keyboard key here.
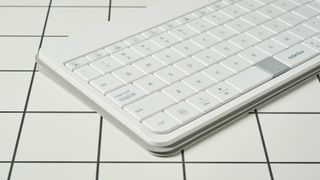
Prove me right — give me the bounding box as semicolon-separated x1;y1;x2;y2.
153;48;184;65
124;34;146;45
306;1;320;12
278;12;305;26
190;33;219;49
257;5;284;18
172;41;202;57
226;66;272;93
142;27;164;38
90;56;122;74
125;92;174;121
187;92;221;113
207;26;236;40
304;17;320;32
86;49;108;61
241;11;268;25
74;65;101;82
238;47;269;64
132;40;161;57
229;33;259;49
112;65;145;83
271;0;297;11
293;5;318;19
203;12;231;26
192;8;212;17
290;0;312;5
207;1;228;11
133;56;165;74
133;75;167;94
302;38;320;52
169;26;198;40
211;41;241;57
272;32;301;47
154;66;187;84
182;72;215;91
174;57;206;75
236;0;263;11
246;26;274;41
220;55;251;73
176;14;197;24
165;101;201;124
288;24;317;40
202;63;234;82
108;84;146;107
256;39;286;55
159;20;180;31
220;5;247;18
90;74;123;94
105;41;127;53
193;49;224;66
65;57;89;70
186;18;215;33
163;82;196;102
206;82;240;102
274;44;318;68
262;19;290;33
256;57;290;77
111;48;142;65
150;32;180;48
143;112;180;134
225;19;253;33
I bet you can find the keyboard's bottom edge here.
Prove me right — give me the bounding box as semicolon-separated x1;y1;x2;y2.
36;53;320;157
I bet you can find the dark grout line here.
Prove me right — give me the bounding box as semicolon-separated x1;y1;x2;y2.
181;150;187;180
95;117;103;180
317;74;320;84
0;5;146;8
254;109;274;180
38;0;53;50
0;35;68;37
108;0;113;22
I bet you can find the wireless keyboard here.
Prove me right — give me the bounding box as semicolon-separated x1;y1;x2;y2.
37;0;320;156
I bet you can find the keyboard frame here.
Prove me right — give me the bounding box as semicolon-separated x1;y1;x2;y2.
36;0;320;156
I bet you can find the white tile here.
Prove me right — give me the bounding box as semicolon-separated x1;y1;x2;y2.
15;113;99;161
272;164;320;180
52;0;146;6
0;73;31;111
185;114;265;162
0;38;39;70
0;114;21;161
100;120;181;161
0;0;49;5
11;163;95;180
0;163;9;180
0;8;47;35
260;114;320;162
99;163;182;180
186;164;270;180
260;77;320;112
28;73;90;111
112;0;147;6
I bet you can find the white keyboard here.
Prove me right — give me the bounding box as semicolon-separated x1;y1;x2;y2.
38;0;320;156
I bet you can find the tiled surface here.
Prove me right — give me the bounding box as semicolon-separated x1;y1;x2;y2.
1;0;320;180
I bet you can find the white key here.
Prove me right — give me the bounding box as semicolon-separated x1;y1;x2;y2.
288;24;317;40
262;19;290;33
163;82;196;102
133;56;165;74
74;65;101;82
220;55;251;73
202;64;234;82
211;41;241;57
257;5;284;18
172;41;202;57
193;49;224;66
302;38;320;52
272;32;301;47
182;72;215;91
132;40;161;57
125;92;174;121
225;19;253;33
143;112;180;134
256;0;277;5
187;92;221;113
238;47;269;64
256;39;286;55
241;12;268;25
304;17;320;32
168;26;198;40
176;14;197;24
154;66;187;84
207;1;228;11
223;0;242;4
290;0;312;5
274;44;318;67
153;48;184;65
293;5;318;19
111;48;142;65
187;18;215;33
165;101;201;124
229;33;259;49
246;26;275;41
271;0;298;11
174;57;206;75
90;56;122;74
192;8;212;17
159;21;180;31
206;82;240;102
236;0;263;11
315;34;320;41
124;34;146;45
86;49;109;61
220;5;247;18
150;32;180;48
142;27;164;38
108;84;145;107
278;12;305;26
203;12;231;25
190;33;219;49
207;26;236;41
306;1;320;12
133;75;167;94
90;74;123;94
112;65;145;83
65;57;89;70
226;66;272;93
105;41;127;53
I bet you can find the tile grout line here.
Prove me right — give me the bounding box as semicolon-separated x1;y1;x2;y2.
181;150;187;180
6;0;53;179
108;0;112;21
317;74;320;84
95;117;103;180
254;109;274;180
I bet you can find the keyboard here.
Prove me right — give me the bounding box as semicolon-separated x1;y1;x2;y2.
37;0;320;156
